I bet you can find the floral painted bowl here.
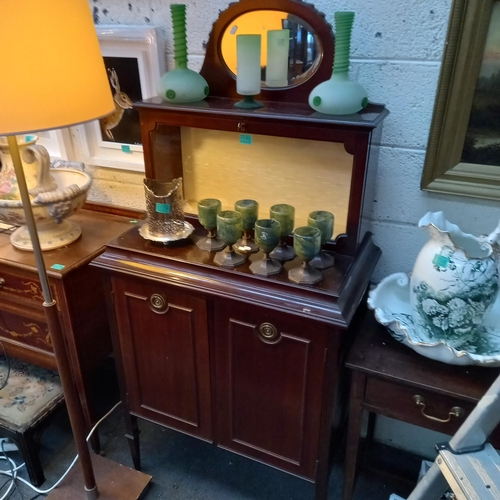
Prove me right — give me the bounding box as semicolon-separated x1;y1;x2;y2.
368;272;500;366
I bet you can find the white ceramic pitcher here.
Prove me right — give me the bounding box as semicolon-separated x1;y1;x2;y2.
410;212;500;348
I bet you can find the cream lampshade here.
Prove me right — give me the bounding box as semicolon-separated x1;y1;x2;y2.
0;2;150;499
0;1;114;134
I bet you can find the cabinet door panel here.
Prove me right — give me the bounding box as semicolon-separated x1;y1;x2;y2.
112;277;212;440
214;302;329;479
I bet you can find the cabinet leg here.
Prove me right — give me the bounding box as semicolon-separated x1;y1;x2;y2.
88;431;101;454
342;371;367;500
125;414;141;470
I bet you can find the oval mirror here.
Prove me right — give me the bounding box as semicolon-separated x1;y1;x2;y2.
221;11;322;88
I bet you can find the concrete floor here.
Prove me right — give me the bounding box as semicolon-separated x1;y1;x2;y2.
0;362;421;500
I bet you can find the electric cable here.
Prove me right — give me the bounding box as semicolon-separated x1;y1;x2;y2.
0;400;122;496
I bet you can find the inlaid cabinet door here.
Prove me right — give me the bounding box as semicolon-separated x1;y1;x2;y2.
111;276;213;441
213;301;330;480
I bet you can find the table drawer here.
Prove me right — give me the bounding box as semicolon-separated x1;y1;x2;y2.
364;377;474;436
0;266;44;306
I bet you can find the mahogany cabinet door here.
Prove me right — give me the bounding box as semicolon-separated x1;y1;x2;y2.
111;276;213;441
213;301;331;479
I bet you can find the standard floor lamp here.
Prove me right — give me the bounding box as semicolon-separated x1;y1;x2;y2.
1;1;151;499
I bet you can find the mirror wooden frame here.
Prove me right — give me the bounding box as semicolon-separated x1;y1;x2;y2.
200;0;334;103
421;0;500;199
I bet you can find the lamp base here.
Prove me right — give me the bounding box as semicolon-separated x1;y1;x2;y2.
46;454;151;500
10;220;81;251
234;95;263;109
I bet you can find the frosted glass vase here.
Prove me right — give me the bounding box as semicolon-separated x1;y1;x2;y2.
157;4;209;104
308;12;368;115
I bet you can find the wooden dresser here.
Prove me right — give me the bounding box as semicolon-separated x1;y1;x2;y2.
0;209;136;445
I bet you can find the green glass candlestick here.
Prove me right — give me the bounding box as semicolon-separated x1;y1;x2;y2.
308;210;335;269
269;204;295;262
249;219;282;276
235;35;263;109
157;4;209;104
214;210;246;268
308;12;368;115
197;198;226;251
288;226;322;285
234;199;259;253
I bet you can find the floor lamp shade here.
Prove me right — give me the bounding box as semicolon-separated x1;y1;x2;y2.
0;0;114;135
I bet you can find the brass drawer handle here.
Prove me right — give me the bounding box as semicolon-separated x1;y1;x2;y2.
150;294;169;313
259;322;279;342
0;278;4;289
237;122;245;132
413;395;464;423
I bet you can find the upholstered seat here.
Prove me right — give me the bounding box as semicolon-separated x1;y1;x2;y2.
0;357;64;486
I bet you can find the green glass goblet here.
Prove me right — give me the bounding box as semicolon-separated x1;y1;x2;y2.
288;226;322;285
196;199;226;251
234;199;259;254
308;210;335;269
249;219;283;276
269;204;295;262
214;210;246;268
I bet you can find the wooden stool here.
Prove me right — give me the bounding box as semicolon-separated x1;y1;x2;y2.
0;356;64;486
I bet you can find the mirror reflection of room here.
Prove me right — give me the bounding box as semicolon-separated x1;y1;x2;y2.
221;11;320;88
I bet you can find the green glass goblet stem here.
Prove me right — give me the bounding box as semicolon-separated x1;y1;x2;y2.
308;210;335;269
249;218;282;276
196;198;226;251
214;210;246;268
288;226;322;285
269;203;295;262
234;199;259;253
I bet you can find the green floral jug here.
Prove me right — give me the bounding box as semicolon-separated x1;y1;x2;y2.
410;212;500;348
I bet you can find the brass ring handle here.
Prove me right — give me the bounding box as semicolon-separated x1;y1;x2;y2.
237;122;246;132
150;294;169;313
413;395;464;423
259;322;279;342
0;278;4;289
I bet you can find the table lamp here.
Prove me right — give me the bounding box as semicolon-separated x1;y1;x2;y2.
0;2;151;499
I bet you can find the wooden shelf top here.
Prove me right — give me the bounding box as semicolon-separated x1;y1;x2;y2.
93;222;381;327
0;210;138;278
135;97;389;130
347;308;500;404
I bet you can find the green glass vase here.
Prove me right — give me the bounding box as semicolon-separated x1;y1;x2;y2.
308;12;368;115
157;4;209;104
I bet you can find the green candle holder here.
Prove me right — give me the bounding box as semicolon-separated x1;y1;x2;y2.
234;199;259;254
157;4;209;104
197;198;226;251
308;210;335;269
249;219;282;276
214;210;246;268
269;204;295;262
288;226;322;285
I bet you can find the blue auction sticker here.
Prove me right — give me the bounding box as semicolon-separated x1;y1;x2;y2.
156;203;171;214
240;134;252;145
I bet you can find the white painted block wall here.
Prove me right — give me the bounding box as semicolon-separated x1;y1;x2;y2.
82;0;500;459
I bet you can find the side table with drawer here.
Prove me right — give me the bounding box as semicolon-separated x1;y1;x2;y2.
342;308;500;500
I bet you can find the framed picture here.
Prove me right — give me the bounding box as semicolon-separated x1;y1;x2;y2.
421;0;500;200
75;25;164;172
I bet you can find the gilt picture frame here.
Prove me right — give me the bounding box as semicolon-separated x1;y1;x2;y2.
421;0;500;200
75;25;164;172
